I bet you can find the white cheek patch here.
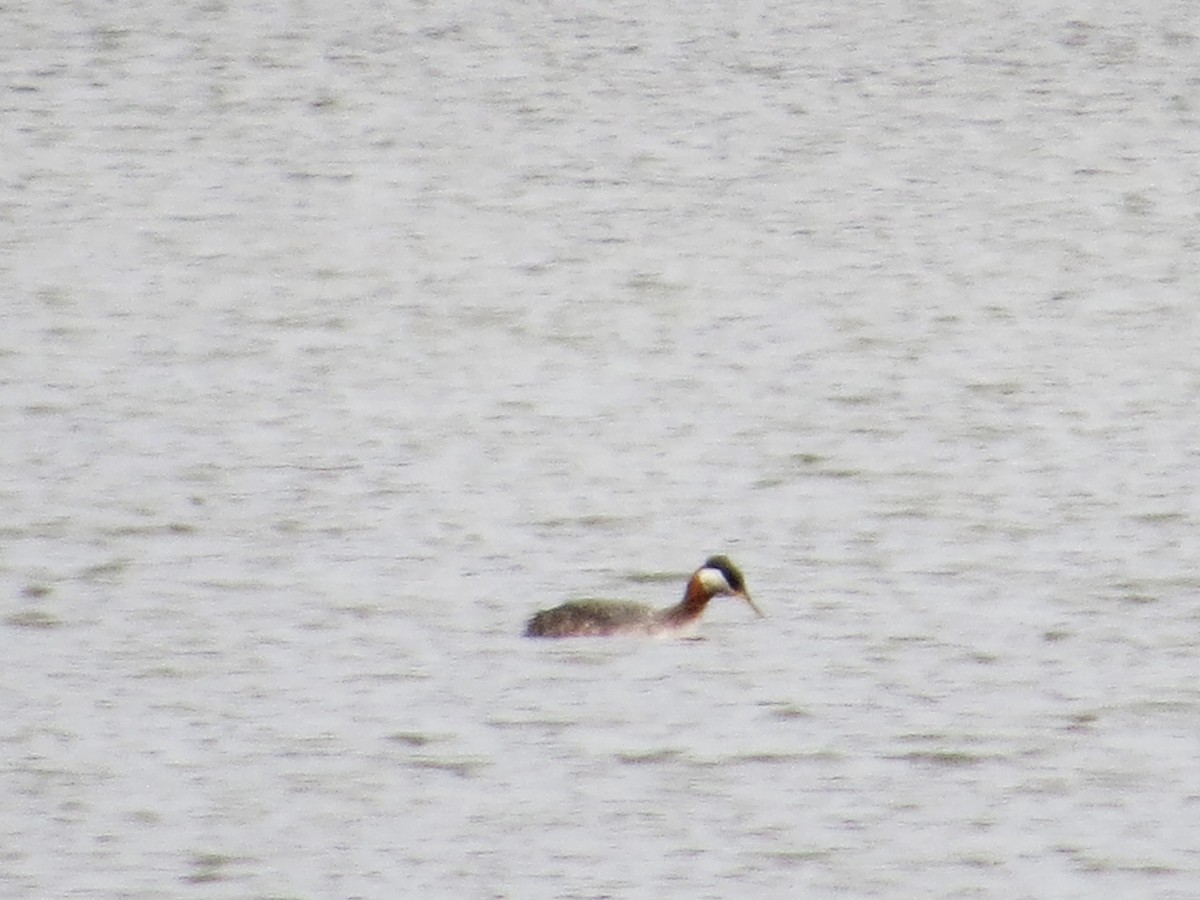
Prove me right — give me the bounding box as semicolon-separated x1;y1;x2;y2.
697;566;732;595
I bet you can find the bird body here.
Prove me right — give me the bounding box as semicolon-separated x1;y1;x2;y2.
524;556;761;638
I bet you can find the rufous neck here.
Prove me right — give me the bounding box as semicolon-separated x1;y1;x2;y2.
660;574;713;626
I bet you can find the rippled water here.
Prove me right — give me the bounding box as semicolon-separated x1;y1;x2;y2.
4;1;1200;897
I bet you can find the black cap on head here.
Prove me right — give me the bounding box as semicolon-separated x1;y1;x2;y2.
703;555;745;593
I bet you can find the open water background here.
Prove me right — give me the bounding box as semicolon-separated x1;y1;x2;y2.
3;1;1200;897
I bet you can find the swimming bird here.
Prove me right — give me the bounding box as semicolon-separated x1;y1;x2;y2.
524;555;763;638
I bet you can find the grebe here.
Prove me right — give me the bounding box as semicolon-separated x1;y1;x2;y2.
524;555;763;638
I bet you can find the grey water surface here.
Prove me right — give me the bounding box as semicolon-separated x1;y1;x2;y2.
3;1;1200;897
